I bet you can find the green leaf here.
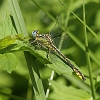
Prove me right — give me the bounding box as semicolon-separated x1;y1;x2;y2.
49;80;92;100
28;47;77;77
0;36;16;50
0;53;17;73
16;44;79;77
0;12;25;51
27;47;73;76
46;53;73;76
0;12;17;39
0;33;27;51
15;46;51;64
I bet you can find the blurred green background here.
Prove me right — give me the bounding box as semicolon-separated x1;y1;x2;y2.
0;0;100;99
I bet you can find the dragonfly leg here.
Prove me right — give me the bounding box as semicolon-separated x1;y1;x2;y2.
29;39;37;44
47;49;50;59
37;42;42;48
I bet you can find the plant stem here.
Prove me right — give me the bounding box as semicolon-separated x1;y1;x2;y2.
82;0;95;99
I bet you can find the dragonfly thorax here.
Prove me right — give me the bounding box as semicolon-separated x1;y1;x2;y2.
32;30;39;37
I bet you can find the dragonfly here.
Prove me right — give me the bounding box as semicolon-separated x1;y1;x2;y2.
30;17;86;81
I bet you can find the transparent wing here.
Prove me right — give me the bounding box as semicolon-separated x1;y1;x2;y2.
53;33;70;50
49;15;62;38
49;15;70;50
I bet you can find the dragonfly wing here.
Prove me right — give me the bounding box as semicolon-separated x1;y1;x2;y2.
49;15;70;50
49;15;62;38
53;33;70;50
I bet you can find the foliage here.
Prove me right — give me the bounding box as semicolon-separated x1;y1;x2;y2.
0;0;100;100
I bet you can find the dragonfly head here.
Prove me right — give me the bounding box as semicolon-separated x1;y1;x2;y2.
32;30;39;37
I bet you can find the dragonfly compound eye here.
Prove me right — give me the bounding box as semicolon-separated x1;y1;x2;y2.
32;30;38;37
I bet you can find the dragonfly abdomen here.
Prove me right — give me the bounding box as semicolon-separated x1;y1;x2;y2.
51;44;86;81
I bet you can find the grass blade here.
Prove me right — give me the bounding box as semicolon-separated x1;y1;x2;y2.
7;0;46;99
82;1;95;99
